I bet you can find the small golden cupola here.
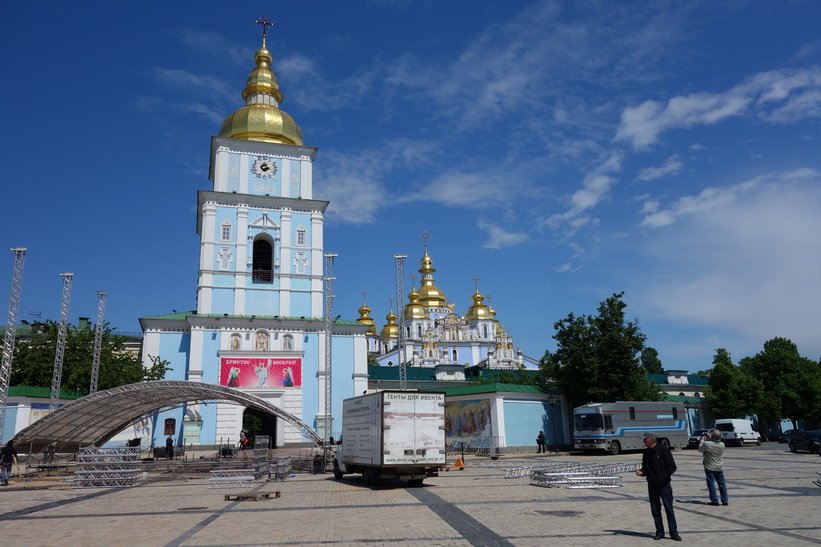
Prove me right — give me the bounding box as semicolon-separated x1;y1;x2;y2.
219;17;303;145
417;249;448;308
404;279;429;320
465;279;492;321
379;302;399;339
356;294;377;336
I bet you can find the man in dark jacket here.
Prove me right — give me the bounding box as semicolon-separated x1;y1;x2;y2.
635;432;681;541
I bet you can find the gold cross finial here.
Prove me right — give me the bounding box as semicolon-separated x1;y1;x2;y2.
473;276;480;291
411;274;417;288
361;291;368;305
255;15;275;40
420;231;431;248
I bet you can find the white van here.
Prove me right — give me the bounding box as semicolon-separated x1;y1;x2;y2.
714;419;761;446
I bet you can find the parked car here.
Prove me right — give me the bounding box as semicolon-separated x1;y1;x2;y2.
788;430;821;454
687;429;711;449
778;429;797;443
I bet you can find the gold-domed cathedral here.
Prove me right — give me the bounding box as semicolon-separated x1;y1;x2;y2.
140;19;369;450
357;238;539;384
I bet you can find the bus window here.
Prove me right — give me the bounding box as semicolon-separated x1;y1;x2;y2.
672;407;678;420
574;413;604;431
629;407;636;420
604;415;613;430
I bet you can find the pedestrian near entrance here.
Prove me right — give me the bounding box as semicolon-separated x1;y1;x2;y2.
166;435;174;460
699;429;729;506
1;440;18;486
536;431;546;453
635;432;681;541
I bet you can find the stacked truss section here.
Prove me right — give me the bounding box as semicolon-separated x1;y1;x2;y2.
269;455;292;481
73;447;141;488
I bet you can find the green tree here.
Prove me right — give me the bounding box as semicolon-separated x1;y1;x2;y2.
10;320;170;394
539;292;661;407
641;347;664;374
739;337;821;428
703;348;763;419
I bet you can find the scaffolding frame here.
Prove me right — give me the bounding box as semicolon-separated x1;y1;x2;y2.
89;291;107;394
0;247;26;439
50;272;74;414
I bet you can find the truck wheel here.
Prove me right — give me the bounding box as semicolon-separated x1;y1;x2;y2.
609;441;621;456
756;438;762;446
407;479;424;487
333;461;343;480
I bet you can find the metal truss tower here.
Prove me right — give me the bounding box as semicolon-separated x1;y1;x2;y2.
394;254;408;391
89;291;107;394
323;253;337;450
50;272;74;414
0;247;27;439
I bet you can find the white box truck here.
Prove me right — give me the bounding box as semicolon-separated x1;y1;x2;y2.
573;401;688;455
333;391;446;486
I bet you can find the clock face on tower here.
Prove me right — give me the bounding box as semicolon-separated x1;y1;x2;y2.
252;157;278;179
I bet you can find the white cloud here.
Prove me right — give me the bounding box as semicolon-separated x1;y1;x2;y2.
616;67;821;149
634;169;821;361
635;154;683;182
477;220;528;249
641;178;760;228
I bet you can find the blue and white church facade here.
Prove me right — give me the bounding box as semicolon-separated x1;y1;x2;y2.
139;29;369;449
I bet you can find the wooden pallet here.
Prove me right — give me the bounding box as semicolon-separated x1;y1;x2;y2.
224;491;281;502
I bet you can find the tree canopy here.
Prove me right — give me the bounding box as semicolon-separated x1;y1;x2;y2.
10;320;169;394
703;348;764;419
539;292;661;407
739;337;821;425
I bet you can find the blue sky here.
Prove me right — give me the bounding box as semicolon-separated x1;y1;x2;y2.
2;1;820;373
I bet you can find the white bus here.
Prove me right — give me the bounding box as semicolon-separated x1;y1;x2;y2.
573;401;688;455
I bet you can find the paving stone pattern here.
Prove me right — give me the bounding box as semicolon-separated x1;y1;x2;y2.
0;443;819;546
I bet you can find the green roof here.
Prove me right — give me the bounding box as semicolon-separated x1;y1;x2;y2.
428;383;559;397
663;394;705;403
367;366;439;381
8;386;85;399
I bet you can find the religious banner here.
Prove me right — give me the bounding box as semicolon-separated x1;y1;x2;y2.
445;399;492;448
219;357;302;388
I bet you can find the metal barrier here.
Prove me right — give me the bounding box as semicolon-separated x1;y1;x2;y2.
73;447;141;488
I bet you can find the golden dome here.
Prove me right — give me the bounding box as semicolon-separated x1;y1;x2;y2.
356;297;377;336
417;250;448;307
465;289;492;321
404;288;428;320
219;35;303;145
380;307;398;339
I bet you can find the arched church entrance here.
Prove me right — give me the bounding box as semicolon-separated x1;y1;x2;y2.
242;407;278;448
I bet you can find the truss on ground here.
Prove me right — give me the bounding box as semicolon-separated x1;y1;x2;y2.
12;380;323;453
504;461;641;479
73;447;141;488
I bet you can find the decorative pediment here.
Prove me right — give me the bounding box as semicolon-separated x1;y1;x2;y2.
249;213;279;230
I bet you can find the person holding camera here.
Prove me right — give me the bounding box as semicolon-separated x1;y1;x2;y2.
699;429;729;506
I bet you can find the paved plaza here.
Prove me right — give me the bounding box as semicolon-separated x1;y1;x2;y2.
0;443;819;546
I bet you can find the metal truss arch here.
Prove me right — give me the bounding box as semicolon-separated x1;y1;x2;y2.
12;380;322;452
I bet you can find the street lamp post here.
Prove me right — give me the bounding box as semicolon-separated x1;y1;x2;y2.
548;397;559;453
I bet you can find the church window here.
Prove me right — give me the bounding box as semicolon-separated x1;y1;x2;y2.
221;221;232;241
252;236;274;282
406;326;411;337
483;325;488;338
296;226;306;246
452;349;458;361
417;325;422;338
164;418;176;435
